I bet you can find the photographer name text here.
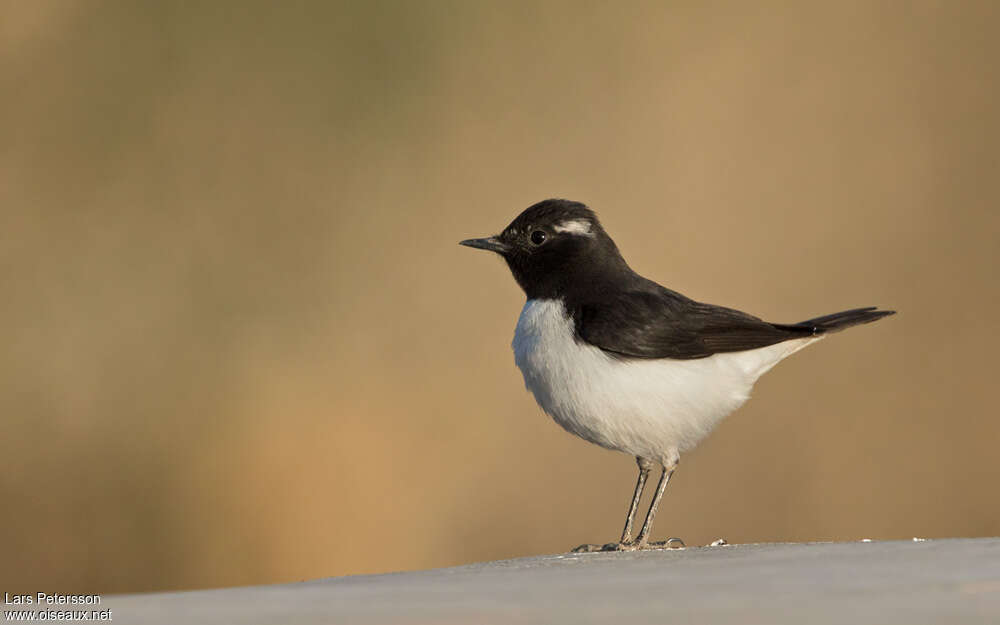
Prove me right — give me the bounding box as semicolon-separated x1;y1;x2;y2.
5;594;101;606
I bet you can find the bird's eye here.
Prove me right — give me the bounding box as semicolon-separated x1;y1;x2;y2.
530;230;547;246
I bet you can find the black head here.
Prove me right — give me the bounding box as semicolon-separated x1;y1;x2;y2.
460;199;632;299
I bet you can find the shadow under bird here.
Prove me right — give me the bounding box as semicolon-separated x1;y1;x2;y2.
460;199;895;552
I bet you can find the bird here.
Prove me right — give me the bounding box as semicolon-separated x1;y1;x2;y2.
459;198;895;552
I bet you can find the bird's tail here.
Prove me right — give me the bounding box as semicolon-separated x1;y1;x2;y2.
781;306;896;335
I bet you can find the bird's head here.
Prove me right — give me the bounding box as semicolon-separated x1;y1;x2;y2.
460;199;629;299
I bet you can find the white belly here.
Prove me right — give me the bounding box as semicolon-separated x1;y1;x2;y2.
512;299;817;460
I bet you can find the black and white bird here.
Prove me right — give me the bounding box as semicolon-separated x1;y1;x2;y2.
460;199;894;552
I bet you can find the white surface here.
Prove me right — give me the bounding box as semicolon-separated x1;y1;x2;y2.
108;538;1000;624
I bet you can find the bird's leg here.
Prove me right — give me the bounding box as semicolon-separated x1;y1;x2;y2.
571;456;654;553
633;452;680;549
619;456;654;545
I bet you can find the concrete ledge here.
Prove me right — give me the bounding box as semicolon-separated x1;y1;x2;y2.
109;538;1000;624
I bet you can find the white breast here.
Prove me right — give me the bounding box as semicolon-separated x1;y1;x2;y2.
512;299;817;461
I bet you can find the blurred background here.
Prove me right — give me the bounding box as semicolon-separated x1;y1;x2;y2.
2;0;998;594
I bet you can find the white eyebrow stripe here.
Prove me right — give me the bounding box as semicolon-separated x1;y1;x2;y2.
552;219;594;236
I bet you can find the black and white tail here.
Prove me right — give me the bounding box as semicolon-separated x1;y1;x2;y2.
787;307;896;335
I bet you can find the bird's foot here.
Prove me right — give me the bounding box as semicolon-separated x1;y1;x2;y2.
570;537;685;553
571;542;619;553
646;537;686;549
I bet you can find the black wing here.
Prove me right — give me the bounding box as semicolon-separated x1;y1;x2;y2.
574;282;895;360
573;284;813;360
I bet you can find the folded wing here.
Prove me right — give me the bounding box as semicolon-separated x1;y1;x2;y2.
574;284;894;360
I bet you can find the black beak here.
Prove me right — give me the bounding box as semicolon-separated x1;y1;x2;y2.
459;236;509;254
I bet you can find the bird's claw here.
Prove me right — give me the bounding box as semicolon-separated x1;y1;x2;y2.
571;537;685;553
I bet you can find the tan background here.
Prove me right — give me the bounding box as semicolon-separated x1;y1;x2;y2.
2;0;998;594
